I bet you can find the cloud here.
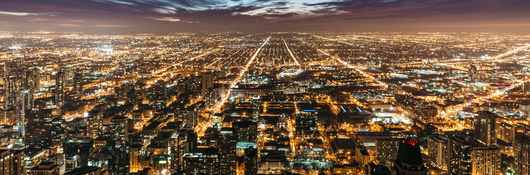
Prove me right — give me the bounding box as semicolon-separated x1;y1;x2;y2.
0;11;42;16
57;23;82;27
29;19;48;22
152;17;181;22
150;17;197;23
93;24;129;27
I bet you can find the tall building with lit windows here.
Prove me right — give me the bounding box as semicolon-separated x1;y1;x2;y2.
201;72;214;97
447;136;472;175
295;110;318;137
55;71;66;107
514;134;530;175
474;111;497;147
73;73;83;100
471;147;501;175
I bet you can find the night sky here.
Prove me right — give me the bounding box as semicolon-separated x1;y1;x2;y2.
1;0;530;34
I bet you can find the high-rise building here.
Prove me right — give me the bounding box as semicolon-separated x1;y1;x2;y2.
375;138;400;165
244;147;258;175
219;128;237;175
474;111;497;147
110;116;129;141
471;147;501;175
447;136;472;175
295;110;318;136
129;144;144;173
5;77;23;109
514;134;530;175
107;140;130;175
55;71;66;106
183;148;219;175
200;72;213;97
391;138;427;175
86;110;103;139
496;122;515;143
233;120;258;143
428;136;447;170
177;78;188;96
73;73;83;100
0;149;25;175
12;150;25;175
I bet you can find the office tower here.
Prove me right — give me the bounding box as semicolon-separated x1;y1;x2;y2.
183;148;219;175
186;130;197;153
375;138;400;166
428;136;447;170
50;118;66;154
107;140;130;175
5;77;23;109
12;150;25;175
391;138;427;175
0;150;13;175
244;147;258;175
200;72;213;97
233;120;258;142
87;110;103;139
25;109;53;150
514;134;530;175
23;70;36;108
73;73;83;100
177;78;188;96
55;71;66;106
496;122;515;143
219;128;237;175
295;110;318;136
15;92;28;135
474;111;497;146
471;147;501;175
134;81;147;104
129;144;144;173
205;87;218;109
184;105;199;128
110;116;129;141
0;150;25;175
447;136;472;175
251;96;259;119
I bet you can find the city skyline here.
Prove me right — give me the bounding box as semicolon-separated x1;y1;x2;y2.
1;1;530;175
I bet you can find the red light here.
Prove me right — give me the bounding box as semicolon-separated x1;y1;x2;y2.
402;138;418;146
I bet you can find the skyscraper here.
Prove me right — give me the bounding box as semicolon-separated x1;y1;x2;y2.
474;111;497;147
295;110;318;137
375;138;400;165
55;71;66;107
73;73;83;100
244;146;258;175
201;72;213;97
428;136;447;170
219;128;237;175
514;134;530;175
5;77;23;109
471;147;501;175
447;136;472;175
